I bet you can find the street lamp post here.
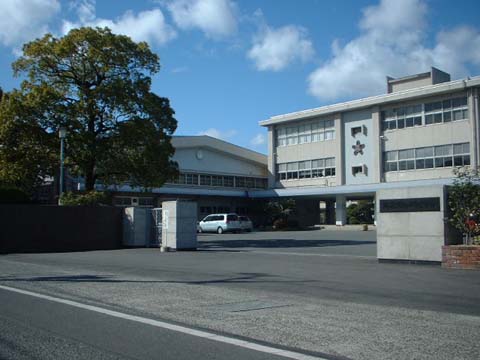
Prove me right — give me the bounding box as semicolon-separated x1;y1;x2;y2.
58;127;67;203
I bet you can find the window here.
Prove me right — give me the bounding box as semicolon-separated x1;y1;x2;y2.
277;163;287;180
223;176;234;187
298;160;311;179
286;127;298;145
200;174;211;186
186;173;198;185
382;96;468;131
211;175;223;187
384;142;470;172
235;177;246;187
277;128;287;147
352;165;365;176
245;177;255;188
138;198;153;207
276;119;335;147
325;130;335;140
425;96;468;126
298;124;311;144
351;126;362;137
287;162;299;179
277;157;335;181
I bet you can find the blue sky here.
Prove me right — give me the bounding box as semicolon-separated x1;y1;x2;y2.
1;0;480;154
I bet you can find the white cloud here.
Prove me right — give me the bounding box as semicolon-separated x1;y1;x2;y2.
62;0;176;46
167;0;237;39
250;133;265;146
248;24;314;71
0;0;60;47
197;128;237;140
308;0;480;101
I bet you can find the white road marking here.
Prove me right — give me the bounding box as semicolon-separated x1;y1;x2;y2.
0;284;327;360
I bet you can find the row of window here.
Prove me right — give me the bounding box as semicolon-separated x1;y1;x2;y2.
168;172;268;189
277;157;336;180
382;96;468;131
384;142;470;172
200;206;248;215
276;119;335;147
113;197;154;207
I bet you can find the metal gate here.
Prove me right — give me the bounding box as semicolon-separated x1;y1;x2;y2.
151;207;162;247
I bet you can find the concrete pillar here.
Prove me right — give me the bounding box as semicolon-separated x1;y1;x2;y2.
372;106;383;182
335;195;347;226
334;113;345;186
267;126;276;189
468;89;478;169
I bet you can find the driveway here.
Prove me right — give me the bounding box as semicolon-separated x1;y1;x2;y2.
197;229;377;257
1;229;479;360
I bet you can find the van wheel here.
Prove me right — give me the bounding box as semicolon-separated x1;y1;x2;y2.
217;227;224;234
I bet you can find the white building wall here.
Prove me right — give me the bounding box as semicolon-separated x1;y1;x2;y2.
173;148;267;177
343;109;375;185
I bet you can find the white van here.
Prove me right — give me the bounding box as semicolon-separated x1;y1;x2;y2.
198;213;241;234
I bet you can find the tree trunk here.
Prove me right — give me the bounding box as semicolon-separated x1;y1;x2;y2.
85;161;96;191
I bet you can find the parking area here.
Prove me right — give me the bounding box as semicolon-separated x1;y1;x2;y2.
1;229;479;360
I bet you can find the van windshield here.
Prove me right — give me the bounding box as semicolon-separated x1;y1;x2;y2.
227;215;237;221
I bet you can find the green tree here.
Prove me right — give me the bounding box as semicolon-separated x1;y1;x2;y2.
347;200;374;224
0;27;177;192
0;89;57;192
448;167;480;245
264;198;296;226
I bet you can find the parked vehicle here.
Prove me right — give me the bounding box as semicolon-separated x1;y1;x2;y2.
239;216;253;232
197;213;241;234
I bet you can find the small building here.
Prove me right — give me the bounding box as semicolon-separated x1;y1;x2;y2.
110;135;268;221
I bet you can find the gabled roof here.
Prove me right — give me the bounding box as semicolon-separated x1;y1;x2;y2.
172;135;267;166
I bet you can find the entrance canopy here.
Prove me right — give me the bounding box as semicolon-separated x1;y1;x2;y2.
248;178;454;198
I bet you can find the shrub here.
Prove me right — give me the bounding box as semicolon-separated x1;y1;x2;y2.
60;191;111;206
273;218;288;229
347;200;374;224
448;167;480;245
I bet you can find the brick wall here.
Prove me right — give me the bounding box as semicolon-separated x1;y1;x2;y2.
442;245;480;269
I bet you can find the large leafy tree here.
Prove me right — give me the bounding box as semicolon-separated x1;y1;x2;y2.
448;167;480;245
0;89;57;192
0;27;177;192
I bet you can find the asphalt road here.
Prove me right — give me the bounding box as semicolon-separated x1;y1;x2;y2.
0;287;317;360
1;229;479;360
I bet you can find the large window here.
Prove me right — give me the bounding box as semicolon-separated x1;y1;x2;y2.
382;96;468;131
276;119;335;147
168;172;267;189
382;104;422;131
424;97;468;125
384;142;470;172
277;157;335;181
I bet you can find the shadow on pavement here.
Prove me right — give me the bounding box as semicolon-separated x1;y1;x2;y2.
0;273;319;285
199;239;375;250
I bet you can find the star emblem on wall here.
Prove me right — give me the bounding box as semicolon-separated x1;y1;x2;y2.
352;140;365;155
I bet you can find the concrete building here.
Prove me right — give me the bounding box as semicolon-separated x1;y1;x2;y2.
110;135;268;220
253;68;479;262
